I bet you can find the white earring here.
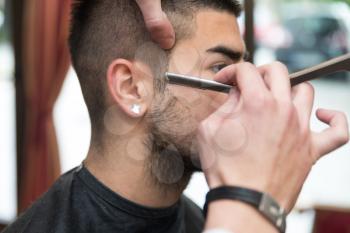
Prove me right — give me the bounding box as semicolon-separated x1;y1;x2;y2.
131;104;141;115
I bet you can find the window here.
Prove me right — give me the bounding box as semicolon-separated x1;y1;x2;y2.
0;0;17;223
255;1;350;232
54;68;91;173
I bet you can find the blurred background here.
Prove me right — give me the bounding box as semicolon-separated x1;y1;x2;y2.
0;0;349;232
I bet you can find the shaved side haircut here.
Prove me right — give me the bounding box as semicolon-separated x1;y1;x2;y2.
69;0;242;135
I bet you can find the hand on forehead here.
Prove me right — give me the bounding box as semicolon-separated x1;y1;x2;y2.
135;0;176;49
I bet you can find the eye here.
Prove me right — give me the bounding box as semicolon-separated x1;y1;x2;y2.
211;63;228;74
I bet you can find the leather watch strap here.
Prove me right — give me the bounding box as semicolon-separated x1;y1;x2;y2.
203;186;287;233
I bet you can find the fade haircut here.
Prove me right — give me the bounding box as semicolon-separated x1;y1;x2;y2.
69;0;242;133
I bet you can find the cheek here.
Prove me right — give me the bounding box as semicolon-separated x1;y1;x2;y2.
169;86;203;106
192;92;228;122
169;86;228;123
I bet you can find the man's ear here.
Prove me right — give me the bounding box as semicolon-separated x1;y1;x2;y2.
107;59;152;118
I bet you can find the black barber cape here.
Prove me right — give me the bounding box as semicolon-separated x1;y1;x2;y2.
3;165;204;233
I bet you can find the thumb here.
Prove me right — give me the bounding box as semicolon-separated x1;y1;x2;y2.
312;108;349;158
136;0;175;49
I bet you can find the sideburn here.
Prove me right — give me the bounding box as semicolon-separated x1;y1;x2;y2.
145;90;201;193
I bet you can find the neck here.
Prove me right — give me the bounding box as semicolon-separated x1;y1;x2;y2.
84;132;192;208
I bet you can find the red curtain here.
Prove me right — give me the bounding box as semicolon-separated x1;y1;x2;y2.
313;208;350;233
16;0;71;212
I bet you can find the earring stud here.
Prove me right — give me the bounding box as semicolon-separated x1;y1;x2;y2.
131;104;141;114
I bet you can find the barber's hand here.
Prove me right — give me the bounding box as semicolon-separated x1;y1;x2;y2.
135;0;175;49
197;62;349;212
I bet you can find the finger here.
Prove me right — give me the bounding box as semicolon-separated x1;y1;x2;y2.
213;64;238;85
312;109;349;158
214;63;270;103
258;62;291;102
136;0;175;49
292;83;315;129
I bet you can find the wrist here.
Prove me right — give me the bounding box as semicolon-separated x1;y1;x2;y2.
206;172;290;212
205;200;278;233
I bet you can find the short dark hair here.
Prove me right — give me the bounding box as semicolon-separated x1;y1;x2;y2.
69;0;242;133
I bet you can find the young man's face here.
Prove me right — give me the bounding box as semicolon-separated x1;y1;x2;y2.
168;10;246;123
145;9;246;183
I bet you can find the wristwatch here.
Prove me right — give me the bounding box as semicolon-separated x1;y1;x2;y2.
204;186;287;233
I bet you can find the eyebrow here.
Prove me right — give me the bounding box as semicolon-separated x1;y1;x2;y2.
206;45;249;61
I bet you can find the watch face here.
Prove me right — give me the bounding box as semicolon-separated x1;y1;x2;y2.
259;193;287;232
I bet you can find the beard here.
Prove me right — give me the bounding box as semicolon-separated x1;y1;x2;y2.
144;88;202;191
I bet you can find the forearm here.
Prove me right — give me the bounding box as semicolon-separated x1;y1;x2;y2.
204;200;278;233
